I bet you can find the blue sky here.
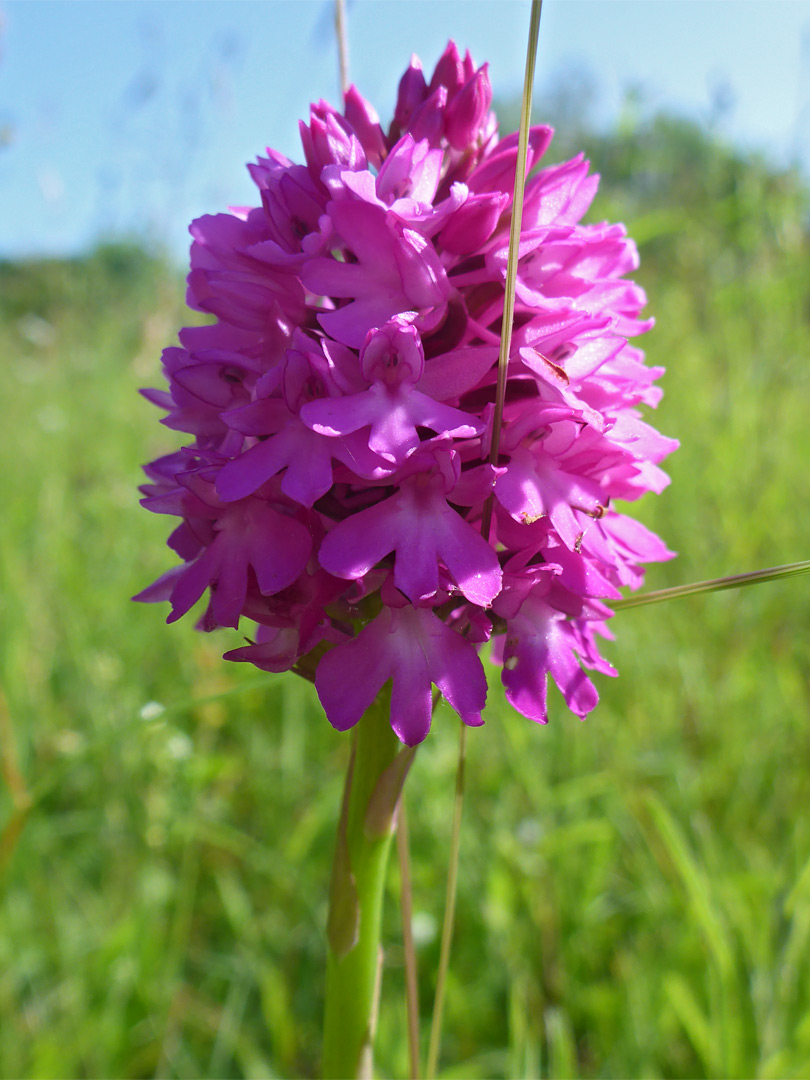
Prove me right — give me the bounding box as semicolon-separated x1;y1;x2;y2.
2;0;810;261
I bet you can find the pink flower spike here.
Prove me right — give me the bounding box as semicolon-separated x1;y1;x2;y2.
137;39;677;735
316;603;487;745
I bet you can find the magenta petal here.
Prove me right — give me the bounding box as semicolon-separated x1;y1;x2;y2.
393;523;442;602
368;397;422;462
168;546;219;624
439;190;507;254
224;628;300;672
331;431;394;480
223;397;288;436
218;417;343;508
301;391;380;438
428;41;464;95
315;604;437;744
393;55;427;134
468;126;553;195
391;606;487;742
317;604;486;745
360;316;424;385
300;258;370;298
376;135;442;205
316;618;393;731
494;446;605;550
343;85;387;168
213;539;250;626
417;346;498;400
328;201;398;274
319;499;397;581
547;633;600;717
317;298;407;350
305;204;449;347
132;564;185;604
168;501;310;627
415;608;487;727
601;512;676;565
216;435;290;502
501;593;599;722
245;507;312;595
307;379;478;467
279;434;335;507
389;624;434;743
502;639;548;722
431;512;502;607
407;389;482;439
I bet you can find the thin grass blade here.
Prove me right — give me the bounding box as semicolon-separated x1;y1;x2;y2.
613;560;810;611
481;0;543;541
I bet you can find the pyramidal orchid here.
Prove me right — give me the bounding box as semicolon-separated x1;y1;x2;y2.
135;33;678;1077
136;41;677;747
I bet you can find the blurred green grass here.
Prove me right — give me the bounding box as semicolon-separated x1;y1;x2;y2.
1;113;810;1079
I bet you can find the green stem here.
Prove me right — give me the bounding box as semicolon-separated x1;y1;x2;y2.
613;559;810;611
426;721;468;1080
322;696;414;1079
397;798;421;1080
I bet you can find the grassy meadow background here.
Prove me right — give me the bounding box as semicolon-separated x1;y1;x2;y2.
1;103;810;1079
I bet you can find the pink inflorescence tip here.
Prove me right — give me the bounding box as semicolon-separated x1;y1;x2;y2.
136;41;677;746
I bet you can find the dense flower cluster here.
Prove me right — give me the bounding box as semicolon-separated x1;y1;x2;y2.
136;42;677;745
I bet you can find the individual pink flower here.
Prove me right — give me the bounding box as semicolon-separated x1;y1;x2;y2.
319;461;502;607
301;315;482;464
136;41;676;743
316;582;487;746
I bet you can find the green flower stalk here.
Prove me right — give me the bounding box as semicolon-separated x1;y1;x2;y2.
323;695;416;1078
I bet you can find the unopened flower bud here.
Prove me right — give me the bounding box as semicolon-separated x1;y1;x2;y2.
445;65;492;150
